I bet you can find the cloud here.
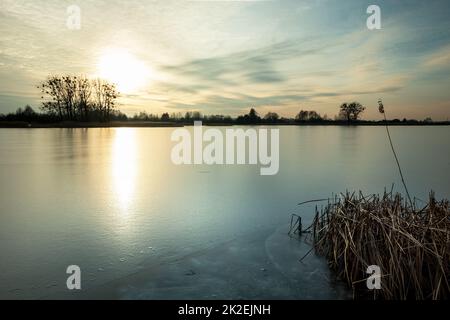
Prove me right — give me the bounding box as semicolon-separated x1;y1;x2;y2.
423;45;450;69
160;39;335;91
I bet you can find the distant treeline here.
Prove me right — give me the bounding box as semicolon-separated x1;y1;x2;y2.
0;75;447;125
0;105;127;123
0;105;444;126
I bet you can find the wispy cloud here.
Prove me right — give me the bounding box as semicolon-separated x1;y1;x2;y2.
423;45;450;69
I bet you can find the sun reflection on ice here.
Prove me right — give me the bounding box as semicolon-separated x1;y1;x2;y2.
112;128;138;215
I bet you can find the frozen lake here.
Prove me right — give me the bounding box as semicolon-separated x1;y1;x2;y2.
0;126;449;299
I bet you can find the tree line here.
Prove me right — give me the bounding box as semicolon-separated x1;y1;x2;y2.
2;104;437;125
143;103;366;124
38;75;121;121
0;74;441;125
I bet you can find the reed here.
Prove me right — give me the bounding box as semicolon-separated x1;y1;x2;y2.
309;191;450;300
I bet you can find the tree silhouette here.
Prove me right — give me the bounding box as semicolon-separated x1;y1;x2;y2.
264;112;280;123
161;113;170;121
236;108;261;124
339;102;365;122
296;110;309;121
295;110;323;122
248;108;260;123
39;75;119;121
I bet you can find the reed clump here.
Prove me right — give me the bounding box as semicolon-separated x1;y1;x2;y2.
310;191;450;300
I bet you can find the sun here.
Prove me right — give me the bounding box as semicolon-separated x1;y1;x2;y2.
97;49;150;94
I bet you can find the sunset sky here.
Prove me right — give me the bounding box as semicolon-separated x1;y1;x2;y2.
1;0;450;120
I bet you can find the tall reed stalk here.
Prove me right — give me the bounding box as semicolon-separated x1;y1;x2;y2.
378;99;413;207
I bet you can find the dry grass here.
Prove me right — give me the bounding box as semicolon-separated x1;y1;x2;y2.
309;191;450;300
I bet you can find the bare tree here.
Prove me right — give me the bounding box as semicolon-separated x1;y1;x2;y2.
339;102;365;122
39;76;65;120
92;79;118;121
76;76;92;121
40;76;120;121
295;110;323;122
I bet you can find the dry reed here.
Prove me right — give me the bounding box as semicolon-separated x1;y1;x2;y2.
309;191;450;300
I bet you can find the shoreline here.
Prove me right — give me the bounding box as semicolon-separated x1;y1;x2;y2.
1;121;449;128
